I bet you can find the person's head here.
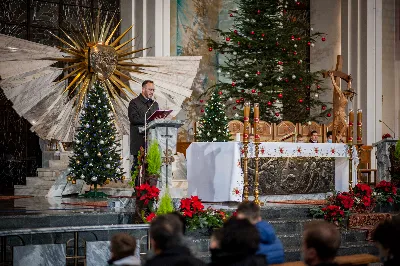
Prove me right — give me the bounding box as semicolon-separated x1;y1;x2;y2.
170;211;186;235
297;134;304;143
110;233;137;262
302;221;341;266
236;201;261;224
310;131;318;142
327;131;333;143
220;217;260;256
150;214;183;254
372;216;400;261
210;228;223;250
142;80;155;99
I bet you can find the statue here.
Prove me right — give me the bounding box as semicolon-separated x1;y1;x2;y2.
328;71;350;143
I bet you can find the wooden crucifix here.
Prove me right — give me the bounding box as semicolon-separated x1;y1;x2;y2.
322;55;355;143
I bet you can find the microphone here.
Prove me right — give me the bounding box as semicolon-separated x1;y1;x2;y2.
379;119;396;139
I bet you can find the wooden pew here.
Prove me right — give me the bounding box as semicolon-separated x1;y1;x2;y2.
271;254;379;266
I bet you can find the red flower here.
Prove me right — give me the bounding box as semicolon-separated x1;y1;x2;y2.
388;197;394;203
146;213;156;222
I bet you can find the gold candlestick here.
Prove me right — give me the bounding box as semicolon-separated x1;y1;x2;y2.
348;110;354;145
357;109;362;144
253;103;261;206
349;144;353;191
243;102;251;201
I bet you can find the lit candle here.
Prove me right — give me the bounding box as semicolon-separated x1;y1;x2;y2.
357;109;362;143
254;103;260;142
348;110;354;144
243;102;251;142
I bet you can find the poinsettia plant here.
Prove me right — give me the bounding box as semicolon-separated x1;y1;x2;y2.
374;180;399;205
353;183;376;213
179;196;229;231
382;133;392;139
327;191;354;211
321;205;345;224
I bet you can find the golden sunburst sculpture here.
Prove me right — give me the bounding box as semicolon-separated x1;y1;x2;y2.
49;12;150;117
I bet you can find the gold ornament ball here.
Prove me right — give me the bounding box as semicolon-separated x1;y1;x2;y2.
97;152;102;157
67;176;72;182
121;175;126;180
72;180;76;184
76;160;80;164
105;179;110;184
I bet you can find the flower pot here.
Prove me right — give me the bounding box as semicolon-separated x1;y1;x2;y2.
144;175;159;186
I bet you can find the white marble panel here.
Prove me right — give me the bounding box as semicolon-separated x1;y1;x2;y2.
86;240;140;266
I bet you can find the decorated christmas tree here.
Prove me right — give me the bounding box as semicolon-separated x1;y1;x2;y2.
207;0;331;123
196;90;230;142
68;83;124;195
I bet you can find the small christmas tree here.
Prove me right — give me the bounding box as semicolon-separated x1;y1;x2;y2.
69;83;124;196
196;90;231;142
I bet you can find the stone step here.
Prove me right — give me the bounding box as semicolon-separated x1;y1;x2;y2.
48;160;69;169
14;187;50;196
279;230;367;248
37;168;62;179
25;177;55;187
260;206;312;220
284;241;378;262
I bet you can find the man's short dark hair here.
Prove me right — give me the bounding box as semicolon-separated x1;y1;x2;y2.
142;80;154;87
221;217;260;255
110;233;136;261
150;214;183;251
236;201;261;222
303;221;341;261
327;131;333;138
310;130;318;135
170;211;186;234
373;215;400;255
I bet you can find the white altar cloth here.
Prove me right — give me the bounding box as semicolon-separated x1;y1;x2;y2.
187;142;358;202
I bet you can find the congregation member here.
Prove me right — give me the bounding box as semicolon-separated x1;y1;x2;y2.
209;217;268;266
144;214;205;266
372;215;400;266
301;220;341;266
296;134;305;143
108;233;140;266
309;130;319;143
236;202;284;264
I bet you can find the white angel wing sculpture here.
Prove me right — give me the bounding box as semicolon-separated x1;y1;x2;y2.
0;33;201;142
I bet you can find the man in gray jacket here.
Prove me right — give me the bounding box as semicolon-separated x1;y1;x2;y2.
128;80;159;180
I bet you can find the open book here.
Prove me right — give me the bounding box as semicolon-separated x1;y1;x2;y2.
147;110;173;121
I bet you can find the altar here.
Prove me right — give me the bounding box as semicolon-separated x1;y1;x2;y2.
187;142;358;202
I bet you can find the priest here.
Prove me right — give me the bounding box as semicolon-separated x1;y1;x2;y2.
128;80;159;173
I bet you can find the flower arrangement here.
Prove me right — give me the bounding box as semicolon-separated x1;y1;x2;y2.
353;183;375;213
374;180;398;205
180;196;205;217
135;183;160;212
382;133;392;139
327;191;354;211
320;205;345;224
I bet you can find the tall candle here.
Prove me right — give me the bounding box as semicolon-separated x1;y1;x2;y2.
254;103;260;142
357;109;362;144
348;110;354;144
243;102;251;142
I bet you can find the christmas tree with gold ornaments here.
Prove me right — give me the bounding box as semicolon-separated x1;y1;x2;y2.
68;83;124;197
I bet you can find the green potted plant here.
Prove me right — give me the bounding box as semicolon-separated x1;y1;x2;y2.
145;140;162;186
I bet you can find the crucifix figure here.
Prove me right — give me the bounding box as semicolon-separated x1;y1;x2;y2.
323;55;356;143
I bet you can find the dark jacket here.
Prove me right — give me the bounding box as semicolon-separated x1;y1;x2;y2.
144;245;205;266
209;249;268;266
128;93;159;158
314;263;338;266
255;221;284;264
384;256;400;266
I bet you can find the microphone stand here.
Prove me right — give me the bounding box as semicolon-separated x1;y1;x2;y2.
144;100;156;157
379;120;396;139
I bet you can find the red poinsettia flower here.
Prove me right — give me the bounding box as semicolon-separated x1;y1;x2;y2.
146;212;156;222
388;197;394;203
